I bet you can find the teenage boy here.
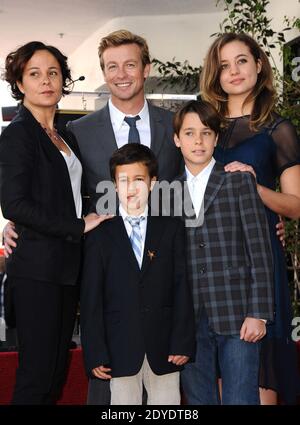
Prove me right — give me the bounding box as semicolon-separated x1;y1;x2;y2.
80;143;195;405
173;100;274;405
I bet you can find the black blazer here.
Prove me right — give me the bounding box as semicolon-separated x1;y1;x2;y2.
80;215;195;378
0;105;85;285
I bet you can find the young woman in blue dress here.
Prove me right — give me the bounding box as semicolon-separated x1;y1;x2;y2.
200;32;300;405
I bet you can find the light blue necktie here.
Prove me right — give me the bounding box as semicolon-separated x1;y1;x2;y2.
126;216;145;267
124;115;141;144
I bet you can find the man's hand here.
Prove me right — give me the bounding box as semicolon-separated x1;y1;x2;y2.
83;213;114;233
168;355;189;366
3;221;18;258
92;365;112;379
240;317;266;343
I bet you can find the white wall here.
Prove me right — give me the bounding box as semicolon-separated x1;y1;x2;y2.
265;0;300;72
60;11;226;109
0;58;18;125
60;0;300;110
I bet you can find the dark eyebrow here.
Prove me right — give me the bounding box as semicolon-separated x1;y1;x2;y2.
27;66;59;70
182;127;211;131
221;53;248;63
235;54;248;59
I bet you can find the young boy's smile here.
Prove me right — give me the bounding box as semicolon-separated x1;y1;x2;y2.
174;112;217;176
115;162;156;216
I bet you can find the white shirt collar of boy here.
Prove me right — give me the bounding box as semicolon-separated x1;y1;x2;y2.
108;99;151;149
119;204;148;268
186;158;216;217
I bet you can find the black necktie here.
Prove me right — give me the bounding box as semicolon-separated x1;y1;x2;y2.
124;115;141;144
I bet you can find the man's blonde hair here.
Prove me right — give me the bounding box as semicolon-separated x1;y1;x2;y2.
98;29;151;71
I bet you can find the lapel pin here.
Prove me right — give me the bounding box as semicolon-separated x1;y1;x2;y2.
147;250;156;261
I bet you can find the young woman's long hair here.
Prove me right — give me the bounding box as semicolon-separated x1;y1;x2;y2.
200;33;277;130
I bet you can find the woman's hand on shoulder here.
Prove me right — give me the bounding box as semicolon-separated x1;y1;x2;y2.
83;213;114;233
224;161;256;180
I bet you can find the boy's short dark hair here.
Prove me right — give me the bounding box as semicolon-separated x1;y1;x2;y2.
173;100;222;137
110;144;158;181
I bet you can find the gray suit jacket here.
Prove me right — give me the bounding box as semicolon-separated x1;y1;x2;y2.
175;162;274;335
68;101;183;211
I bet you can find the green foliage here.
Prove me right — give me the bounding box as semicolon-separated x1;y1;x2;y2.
151;58;200;93
214;0;289;65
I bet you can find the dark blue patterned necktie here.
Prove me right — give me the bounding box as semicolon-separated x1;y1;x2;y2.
124;115;141;144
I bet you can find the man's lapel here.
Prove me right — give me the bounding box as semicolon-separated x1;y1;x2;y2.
97;103;118;160
203;162;226;213
108;215;167;277
148;101;166;158
176;162;226;224
106;216;141;273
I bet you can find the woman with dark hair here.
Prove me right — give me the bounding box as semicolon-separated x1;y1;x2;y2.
201;32;300;405
0;41;111;404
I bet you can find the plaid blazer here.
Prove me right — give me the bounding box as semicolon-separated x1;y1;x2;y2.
174;162;274;335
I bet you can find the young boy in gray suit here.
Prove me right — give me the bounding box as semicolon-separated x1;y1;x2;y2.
173;100;274;405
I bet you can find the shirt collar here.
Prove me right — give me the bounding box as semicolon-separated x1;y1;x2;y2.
119;203;148;221
185;157;216;183
108;98;148;132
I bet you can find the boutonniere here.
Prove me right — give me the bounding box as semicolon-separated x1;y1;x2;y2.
147;250;156;261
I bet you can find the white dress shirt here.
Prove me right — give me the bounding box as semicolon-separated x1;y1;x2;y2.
119;204;148;268
186;158;216;217
108;99;151;149
60;141;83;219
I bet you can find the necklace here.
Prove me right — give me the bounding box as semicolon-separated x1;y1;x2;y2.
40;124;61;142
40;123;71;156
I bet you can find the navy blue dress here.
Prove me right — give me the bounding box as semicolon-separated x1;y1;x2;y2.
215;115;300;404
